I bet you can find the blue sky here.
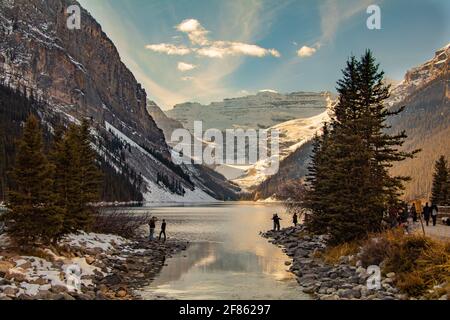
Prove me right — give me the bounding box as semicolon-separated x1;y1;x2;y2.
79;0;450;109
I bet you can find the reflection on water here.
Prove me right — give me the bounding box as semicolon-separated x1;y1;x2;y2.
136;202;308;300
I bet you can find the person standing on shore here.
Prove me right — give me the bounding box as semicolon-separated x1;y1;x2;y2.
293;213;298;227
272;214;282;231
423;203;431;226
149;217;156;240
159;219;167;242
431;204;439;227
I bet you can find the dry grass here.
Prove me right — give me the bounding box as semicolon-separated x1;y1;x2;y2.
357;228;450;298
319;240;361;265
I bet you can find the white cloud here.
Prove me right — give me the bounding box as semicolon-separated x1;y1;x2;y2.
146;18;280;60
176;19;210;46
177;62;197;72
297;46;317;57
145;43;191;55
196;41;280;59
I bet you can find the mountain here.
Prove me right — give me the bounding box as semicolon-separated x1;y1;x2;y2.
387;43;450;201
167;91;331;132
146;100;183;142
253;43;450;201
166;90;331;191
224;110;330;190
0;0;234;202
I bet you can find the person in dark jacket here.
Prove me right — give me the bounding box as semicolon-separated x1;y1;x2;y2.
149;217;156;240
272;214;282;231
293;213;298;226
431;204;439;227
159;219;167;242
423;203;431;226
410;204;417;222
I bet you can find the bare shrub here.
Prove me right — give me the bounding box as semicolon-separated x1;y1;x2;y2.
91;210;152;239
279;180;306;217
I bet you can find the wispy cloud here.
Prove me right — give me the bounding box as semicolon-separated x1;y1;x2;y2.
176;19;210;46
145;43;191;55
145;18;280;59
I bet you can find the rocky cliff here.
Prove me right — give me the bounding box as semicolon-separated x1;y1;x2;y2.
0;0;235;202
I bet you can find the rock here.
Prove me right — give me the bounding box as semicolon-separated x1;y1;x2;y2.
0;261;14;274
326;288;336;294
51;285;68;294
35;290;54;300
386;272;396;279
2;286;19;296
5;270;27;282
338;256;349;264
337;288;353;299
284;261;292;266
439;294;448;300
302;286;316;294
116;290;128;298
320;294;340;300
30;277;48;285
17;261;32;270
85;256;95;265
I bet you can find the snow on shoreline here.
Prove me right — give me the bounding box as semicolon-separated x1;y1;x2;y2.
0;232;134;299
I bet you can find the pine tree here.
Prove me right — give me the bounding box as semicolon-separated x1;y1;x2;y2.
305;51;416;244
431;155;449;205
5;115;64;245
51;120;102;235
76;119;102;229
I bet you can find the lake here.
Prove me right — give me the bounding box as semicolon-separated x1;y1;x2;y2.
132;202;308;300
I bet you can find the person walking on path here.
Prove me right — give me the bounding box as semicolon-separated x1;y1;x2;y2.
159;219;167;242
149;217;157;240
423;203;431;227
410;204;417;222
431;204;439;227
293;213;298;227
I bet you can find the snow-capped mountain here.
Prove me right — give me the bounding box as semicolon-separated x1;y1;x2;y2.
387;43;450;107
0;0;235;203
167;91;331;132
221;109;331;190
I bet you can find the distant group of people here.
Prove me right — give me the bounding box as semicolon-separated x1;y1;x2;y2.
148;217;167;242
389;201;440;233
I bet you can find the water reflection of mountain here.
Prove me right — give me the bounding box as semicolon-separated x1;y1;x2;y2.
153;241;292;285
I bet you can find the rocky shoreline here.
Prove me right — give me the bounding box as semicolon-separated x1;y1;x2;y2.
262;225;407;300
0;232;188;300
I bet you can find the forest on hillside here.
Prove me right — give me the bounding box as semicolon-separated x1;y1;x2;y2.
0;84;144;203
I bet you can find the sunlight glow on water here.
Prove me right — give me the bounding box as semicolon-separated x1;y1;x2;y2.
132;202;309;300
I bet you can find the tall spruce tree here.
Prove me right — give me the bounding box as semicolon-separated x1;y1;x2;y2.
5;115;64;245
51;120;101;235
305;51;416;244
431;155;449;205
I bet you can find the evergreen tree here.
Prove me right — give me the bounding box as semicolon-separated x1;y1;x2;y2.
431;155;449;205
305;51;416;244
51;120;102;235
4;115;64;245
